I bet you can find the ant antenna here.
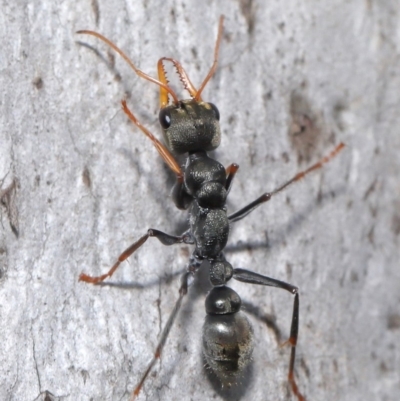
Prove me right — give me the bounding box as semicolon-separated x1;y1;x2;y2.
76;30;180;105
194;15;224;101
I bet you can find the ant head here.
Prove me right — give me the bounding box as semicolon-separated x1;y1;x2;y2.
77;16;224;157
159;99;221;154
156;15;224;154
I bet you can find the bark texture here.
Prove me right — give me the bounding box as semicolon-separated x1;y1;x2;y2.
1;1;399;400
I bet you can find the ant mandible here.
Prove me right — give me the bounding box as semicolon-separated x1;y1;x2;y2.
78;16;344;401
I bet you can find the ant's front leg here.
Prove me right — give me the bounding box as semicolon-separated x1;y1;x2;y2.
79;229;193;284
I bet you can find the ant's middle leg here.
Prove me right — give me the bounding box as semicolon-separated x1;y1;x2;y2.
225;163;239;194
79;229;193;284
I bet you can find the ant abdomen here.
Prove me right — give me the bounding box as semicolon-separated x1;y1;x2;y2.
202;286;254;385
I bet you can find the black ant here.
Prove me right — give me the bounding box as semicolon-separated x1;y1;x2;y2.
77;16;344;401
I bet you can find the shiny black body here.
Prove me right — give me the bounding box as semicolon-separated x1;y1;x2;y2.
155;99;300;387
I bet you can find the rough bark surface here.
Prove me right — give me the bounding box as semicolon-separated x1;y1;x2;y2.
1;1;399;400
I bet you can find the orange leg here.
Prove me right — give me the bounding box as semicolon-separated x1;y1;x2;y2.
225;163;239;193
229;143;345;222
79;229;187;284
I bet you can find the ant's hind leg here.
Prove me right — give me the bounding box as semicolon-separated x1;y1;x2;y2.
130;272;190;400
79;229;193;284
232;268;305;401
287;292;305;401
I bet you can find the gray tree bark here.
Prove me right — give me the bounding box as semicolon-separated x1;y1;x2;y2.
1;1;399;400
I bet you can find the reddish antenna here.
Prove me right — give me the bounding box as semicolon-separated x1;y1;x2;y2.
77;30;180;105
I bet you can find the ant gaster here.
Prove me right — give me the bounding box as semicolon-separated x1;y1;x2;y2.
78;16;344;401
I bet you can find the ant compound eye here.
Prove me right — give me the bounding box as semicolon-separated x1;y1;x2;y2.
159;108;172;129
208;102;220;121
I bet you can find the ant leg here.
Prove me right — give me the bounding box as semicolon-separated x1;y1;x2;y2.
79;229;191;284
172;180;193;210
131;272;190;400
287;293;304;401
228;192;271;223
228;143;345;223
233;268;305;401
225;163;239;193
